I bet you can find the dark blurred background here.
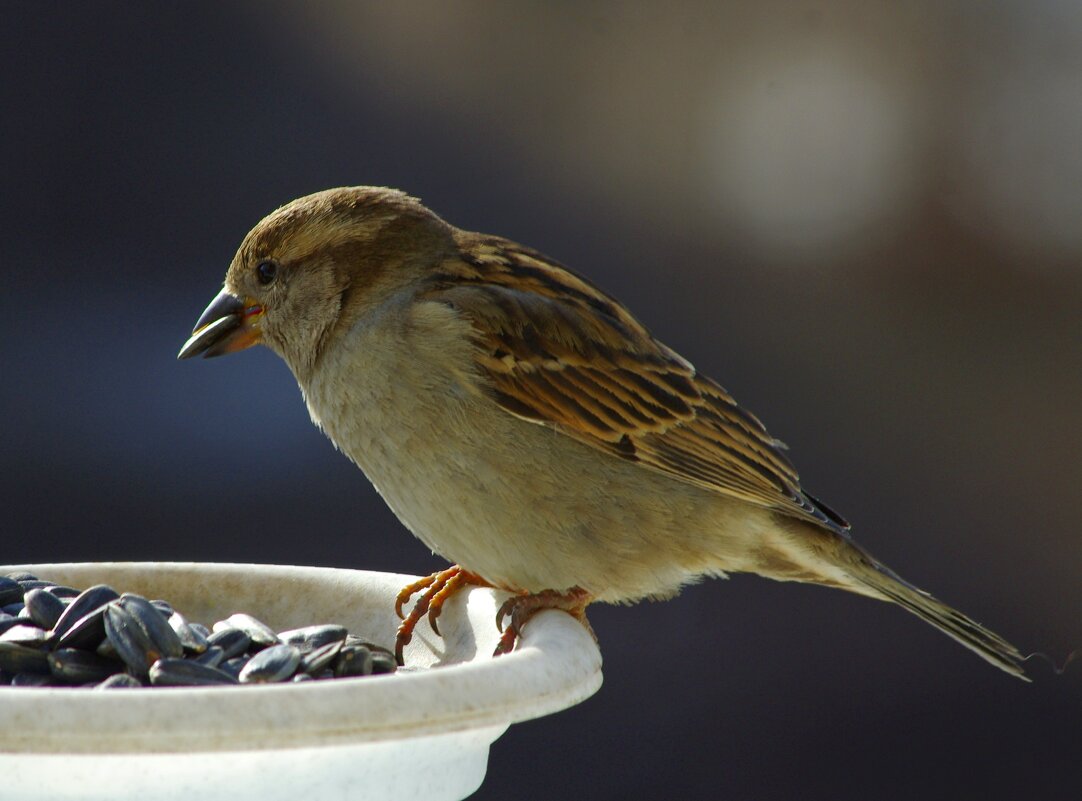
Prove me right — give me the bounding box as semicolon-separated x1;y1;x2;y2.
2;2;1079;798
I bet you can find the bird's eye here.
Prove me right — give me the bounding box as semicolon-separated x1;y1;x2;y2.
256;260;278;285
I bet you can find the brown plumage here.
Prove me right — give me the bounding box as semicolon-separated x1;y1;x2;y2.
179;186;1027;678
423;238;848;533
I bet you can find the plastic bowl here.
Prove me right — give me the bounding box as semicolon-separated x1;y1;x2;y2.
0;562;603;801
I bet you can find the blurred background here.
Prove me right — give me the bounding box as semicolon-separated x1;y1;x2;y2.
2;2;1079;797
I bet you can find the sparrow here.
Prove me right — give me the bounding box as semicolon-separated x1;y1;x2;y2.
179;186;1027;678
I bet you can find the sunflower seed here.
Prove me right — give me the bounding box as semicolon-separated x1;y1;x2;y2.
104;602;159;677
149;658;238;686
16;580;56;592
239;643;301;684
168;611;208;654
0;641;50;674
117;594;184;659
45;585;81;599
24;588;66;629
279;624;347;654
370;651;397;675
0;577;23;606
48;649;121;683
299;639;344;676
0;617;32;637
51;585;120;648
11;671;55;687
333;644;373;678
205;627;250;660
4;578;395;689
0;624;49;646
218;657;249;680
192;646;225;668
344;635;395;661
96;637;118;659
219;614;278;648
95;673;143;689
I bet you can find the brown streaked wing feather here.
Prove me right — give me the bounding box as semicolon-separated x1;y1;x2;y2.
422;234;848;533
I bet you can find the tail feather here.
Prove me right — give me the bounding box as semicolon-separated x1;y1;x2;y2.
853;558;1029;681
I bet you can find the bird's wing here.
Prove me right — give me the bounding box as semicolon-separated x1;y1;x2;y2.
421;235;849;533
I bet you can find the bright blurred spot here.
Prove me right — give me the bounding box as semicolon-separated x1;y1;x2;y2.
699;48;918;263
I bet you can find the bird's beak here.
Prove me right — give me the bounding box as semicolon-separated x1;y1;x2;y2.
177;289;265;359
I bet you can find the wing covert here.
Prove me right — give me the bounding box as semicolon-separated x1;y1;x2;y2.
422;235;849;534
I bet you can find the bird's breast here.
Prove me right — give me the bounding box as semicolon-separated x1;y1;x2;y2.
301;299;522;563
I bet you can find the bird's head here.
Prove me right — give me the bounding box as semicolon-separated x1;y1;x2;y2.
178;186;453;376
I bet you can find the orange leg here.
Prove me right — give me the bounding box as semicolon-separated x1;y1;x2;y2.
394;566;489;664
494;587;595;656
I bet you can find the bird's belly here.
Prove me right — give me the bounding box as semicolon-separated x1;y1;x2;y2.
302;311;778;602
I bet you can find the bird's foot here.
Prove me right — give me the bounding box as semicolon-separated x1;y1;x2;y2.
494;587;595;656
394;566;489;664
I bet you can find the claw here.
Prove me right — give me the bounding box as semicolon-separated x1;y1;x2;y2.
426;570;470;637
395;593;433;665
489;587;594;657
495;596;517;633
395;573;438;620
393;566;490;665
493;626;518;656
394;624;411;665
394;573;595;662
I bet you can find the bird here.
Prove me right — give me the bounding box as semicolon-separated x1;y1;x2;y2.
178;186;1027;678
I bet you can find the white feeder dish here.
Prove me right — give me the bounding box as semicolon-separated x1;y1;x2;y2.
0;562;603;801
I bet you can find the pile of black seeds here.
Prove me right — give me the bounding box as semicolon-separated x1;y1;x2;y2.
0;573;397;688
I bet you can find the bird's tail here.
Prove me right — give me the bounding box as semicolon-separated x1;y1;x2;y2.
846;549;1029;681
